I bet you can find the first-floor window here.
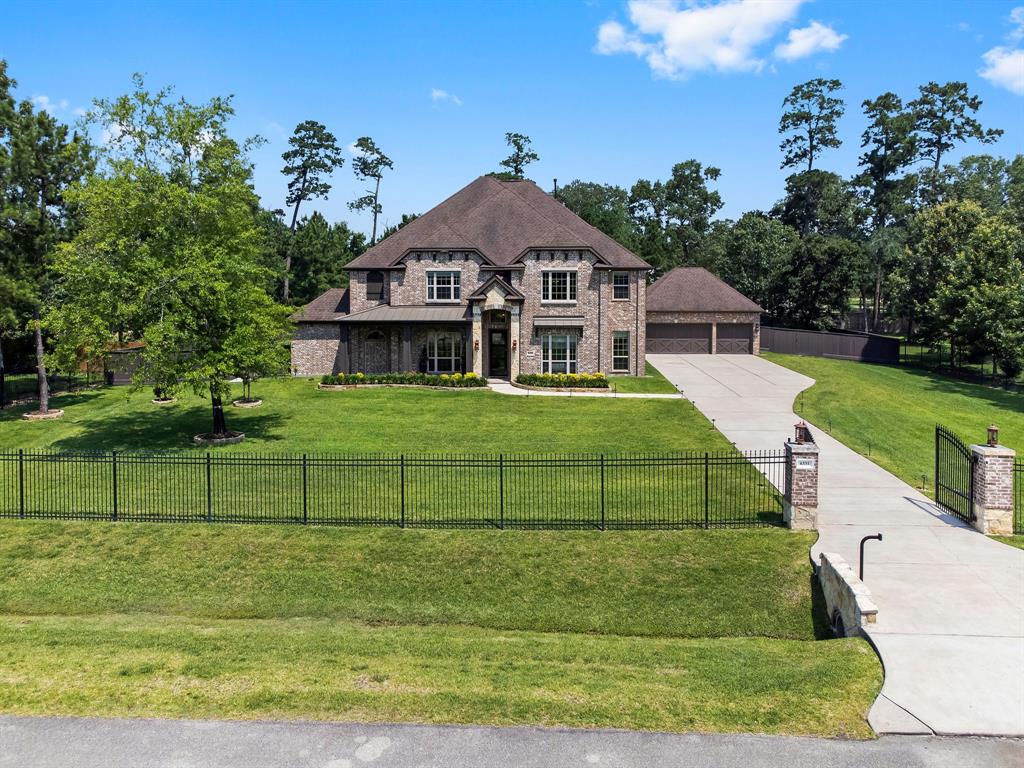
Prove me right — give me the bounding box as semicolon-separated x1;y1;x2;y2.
612;331;630;372
542;333;578;374
427;331;463;373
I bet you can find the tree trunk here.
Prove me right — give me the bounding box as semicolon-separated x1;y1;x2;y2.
210;385;228;436
33;308;49;413
0;336;6;409
371;176;381;244
283;169;309;303
872;264;883;332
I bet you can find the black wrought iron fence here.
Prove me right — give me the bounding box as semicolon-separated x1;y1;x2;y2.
935;425;976;524
0;449;787;529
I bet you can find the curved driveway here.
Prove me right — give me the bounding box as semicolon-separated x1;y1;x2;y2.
648;353;1024;737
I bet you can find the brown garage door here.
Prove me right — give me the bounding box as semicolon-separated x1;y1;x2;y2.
715;323;753;354
646;323;712;354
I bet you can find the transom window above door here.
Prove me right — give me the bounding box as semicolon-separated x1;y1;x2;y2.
426;270;461;302
541;270;577;303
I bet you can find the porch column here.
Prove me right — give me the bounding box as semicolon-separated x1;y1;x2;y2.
401;326;412;372
337;325;350;374
510;305;521;379
471;306;483;376
710;322;718;355
464;325;473;375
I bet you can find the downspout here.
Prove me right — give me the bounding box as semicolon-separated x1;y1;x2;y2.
597;267;602;374
635;272;640;375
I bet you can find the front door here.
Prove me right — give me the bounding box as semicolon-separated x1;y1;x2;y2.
488;329;508;378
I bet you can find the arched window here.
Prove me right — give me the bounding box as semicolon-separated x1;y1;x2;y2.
366;270;384;301
366;329;386;342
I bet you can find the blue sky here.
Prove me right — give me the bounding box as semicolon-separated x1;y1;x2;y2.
3;0;1023;234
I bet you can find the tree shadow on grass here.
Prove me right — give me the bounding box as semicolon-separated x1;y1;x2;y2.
47;397;288;453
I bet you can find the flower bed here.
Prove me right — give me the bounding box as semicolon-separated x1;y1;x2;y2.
515;373;610;389
320;372;486;389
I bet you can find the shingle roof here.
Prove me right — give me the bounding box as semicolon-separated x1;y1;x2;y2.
291;288;350;322
647;268;763;314
346;176;650;270
338;305;471;323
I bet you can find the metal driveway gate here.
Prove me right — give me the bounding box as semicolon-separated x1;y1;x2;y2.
935;425;976;524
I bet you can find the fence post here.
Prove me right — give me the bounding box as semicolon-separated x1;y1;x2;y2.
111;450;118;521
600;454;606;531
302;453;308;524
934;425;940;501
18;448;25;519
784;424;819;530
400;454;405;529
704;453;710;529
969;428;1016;536
205;452;212;523
498;454;504;530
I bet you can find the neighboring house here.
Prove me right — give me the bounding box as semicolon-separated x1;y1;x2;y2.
292;176;651;378
645;267;763;354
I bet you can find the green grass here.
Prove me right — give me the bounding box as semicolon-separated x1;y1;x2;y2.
997;536;1024;550
0;377;721;453
610;362;678;394
765;353;1024;492
0;522;881;736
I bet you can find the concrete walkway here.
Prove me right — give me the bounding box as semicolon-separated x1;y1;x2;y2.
648;353;1024;737
1;715;1021;768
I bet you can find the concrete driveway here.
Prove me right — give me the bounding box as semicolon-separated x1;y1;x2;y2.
648;353;1024;737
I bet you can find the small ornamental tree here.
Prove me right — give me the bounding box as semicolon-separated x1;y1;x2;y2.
49;75;291;439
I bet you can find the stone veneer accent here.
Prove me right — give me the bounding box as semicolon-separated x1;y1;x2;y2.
784;439;819;530
970;443;1017;536
291;323;340;376
645;311;761;354
818;552;878;637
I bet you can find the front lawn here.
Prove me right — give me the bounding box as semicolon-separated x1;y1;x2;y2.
0;376;720;453
0;522;881;736
610;361;678;394
765;353;1024;491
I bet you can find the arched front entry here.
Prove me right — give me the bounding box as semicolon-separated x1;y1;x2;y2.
483;309;510;378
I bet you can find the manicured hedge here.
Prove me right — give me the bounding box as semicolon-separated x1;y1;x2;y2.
320;372;486;388
516;373;610;389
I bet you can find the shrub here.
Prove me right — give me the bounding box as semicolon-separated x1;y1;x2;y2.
516;372;609;388
319;371;487;388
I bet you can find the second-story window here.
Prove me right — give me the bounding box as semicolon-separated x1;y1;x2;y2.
612;272;630;300
366;270;384;302
427;270;461;302
542;270;577;303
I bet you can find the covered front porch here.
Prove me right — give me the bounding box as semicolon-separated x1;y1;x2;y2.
336;305;472;375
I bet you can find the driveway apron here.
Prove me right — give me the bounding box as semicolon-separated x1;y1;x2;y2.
647;353;1024;737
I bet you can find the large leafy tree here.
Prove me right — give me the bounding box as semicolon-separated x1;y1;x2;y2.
931;154;1016;214
853;92;918;329
348;136;393;244
714;212;798;322
556;180;636;249
280;120;345;302
773;169;861;238
49;75;291;438
498;132;539;179
0;59;93;414
778;78;845;172
776;235;864;330
629;160;722;275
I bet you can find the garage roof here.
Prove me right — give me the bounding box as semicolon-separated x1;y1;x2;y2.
647;267;763;314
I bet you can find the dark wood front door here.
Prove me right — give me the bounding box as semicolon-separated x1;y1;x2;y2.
488;329;509;377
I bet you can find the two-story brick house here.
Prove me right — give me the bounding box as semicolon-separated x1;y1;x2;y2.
292;176;651;378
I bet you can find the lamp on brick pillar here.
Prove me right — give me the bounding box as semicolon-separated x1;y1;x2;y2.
971;425;1016;536
784;424;819;531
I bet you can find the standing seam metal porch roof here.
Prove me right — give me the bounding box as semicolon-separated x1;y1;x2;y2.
345;176;651;270
337;305;471;323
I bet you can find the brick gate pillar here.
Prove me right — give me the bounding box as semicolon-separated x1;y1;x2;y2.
784;421;819;530
971;426;1016;536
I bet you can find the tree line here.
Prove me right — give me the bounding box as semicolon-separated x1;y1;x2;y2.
555;78;1023;378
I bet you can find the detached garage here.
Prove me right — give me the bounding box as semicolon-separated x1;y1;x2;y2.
645;267;763;355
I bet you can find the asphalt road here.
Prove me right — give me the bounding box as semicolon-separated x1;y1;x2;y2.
0;716;1021;768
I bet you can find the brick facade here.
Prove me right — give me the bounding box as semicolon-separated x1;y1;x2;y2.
970;444;1017;535
291;323;340;376
784;440;819;530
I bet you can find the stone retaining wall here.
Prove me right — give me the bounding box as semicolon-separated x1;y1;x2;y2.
818;552;878;637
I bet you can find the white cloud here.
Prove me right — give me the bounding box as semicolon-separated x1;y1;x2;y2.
980;46;1024;95
595;0;845;79
979;7;1024;95
430;88;462;106
72;107;88;117
31;95;55;112
774;20;847;61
